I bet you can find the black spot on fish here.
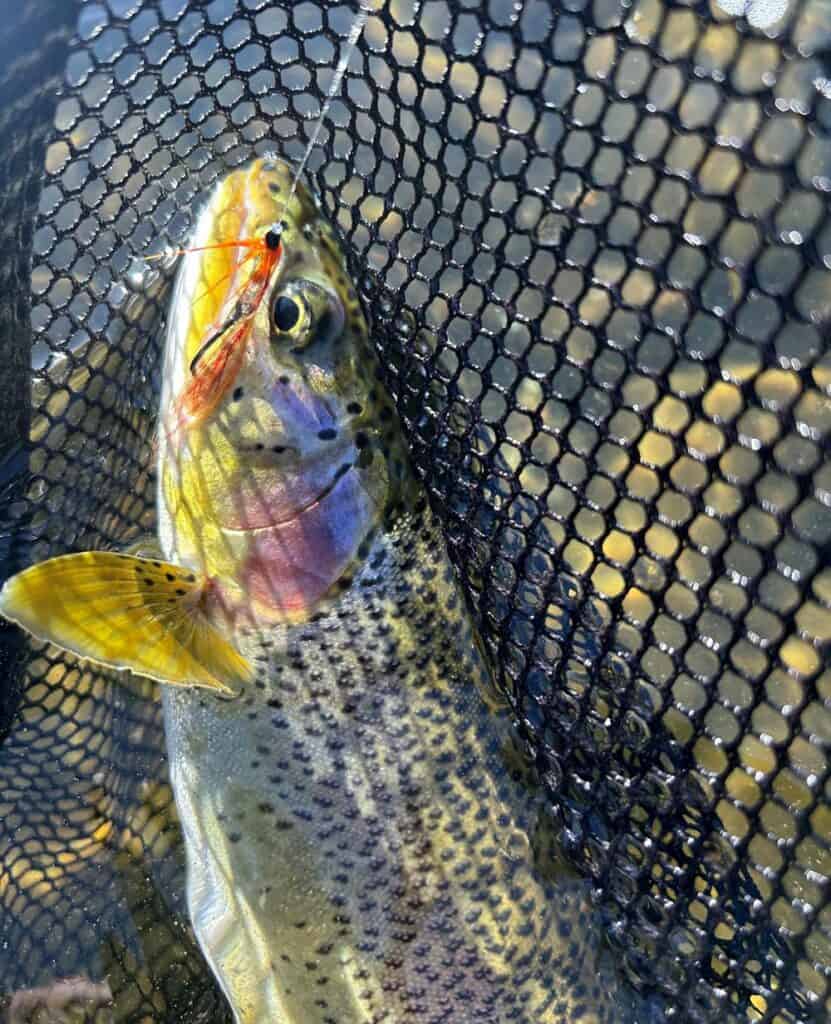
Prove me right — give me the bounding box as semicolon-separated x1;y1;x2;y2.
165;572;175;581
175;588;186;596
355;432;369;449
347;401;362;415
232;386;244;401
318;427;337;440
269;182;280;194
272;445;285;453
185;574;196;582
228;832;242;843
143;578;154;587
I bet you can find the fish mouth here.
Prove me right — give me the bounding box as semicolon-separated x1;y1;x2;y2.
219;462;354;533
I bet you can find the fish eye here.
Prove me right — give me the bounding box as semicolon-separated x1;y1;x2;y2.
273;295;301;332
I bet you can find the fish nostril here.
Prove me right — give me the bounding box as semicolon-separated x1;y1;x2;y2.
346;402;363;415
355;431;369;449
232;386;244;402
317;428;337;441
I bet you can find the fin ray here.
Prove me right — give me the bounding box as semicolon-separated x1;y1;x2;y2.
0;552;252;694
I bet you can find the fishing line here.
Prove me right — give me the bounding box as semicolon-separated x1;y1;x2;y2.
271;0;378;237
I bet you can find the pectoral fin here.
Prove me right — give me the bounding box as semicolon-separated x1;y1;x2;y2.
0;552;252;695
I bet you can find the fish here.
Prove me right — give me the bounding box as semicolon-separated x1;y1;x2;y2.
0;157;647;1023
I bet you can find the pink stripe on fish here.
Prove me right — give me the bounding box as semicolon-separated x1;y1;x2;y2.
239;469;372;618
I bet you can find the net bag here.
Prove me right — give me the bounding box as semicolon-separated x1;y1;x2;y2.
0;0;829;1022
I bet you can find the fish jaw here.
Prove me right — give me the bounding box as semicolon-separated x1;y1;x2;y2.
161;433;381;624
229;466;375;620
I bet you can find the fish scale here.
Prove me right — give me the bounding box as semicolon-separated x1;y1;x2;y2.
163;499;633;1024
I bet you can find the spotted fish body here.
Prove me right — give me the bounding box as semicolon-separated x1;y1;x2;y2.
163;512;639;1024
155;159;641;1023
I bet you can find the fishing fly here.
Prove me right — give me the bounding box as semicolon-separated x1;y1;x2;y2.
146;221;285;436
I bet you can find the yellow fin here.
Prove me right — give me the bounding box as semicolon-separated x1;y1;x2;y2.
0;552;252;695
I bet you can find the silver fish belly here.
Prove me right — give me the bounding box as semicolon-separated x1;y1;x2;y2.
162;501;636;1024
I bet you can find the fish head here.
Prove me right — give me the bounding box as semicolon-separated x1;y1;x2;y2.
158;157;408;623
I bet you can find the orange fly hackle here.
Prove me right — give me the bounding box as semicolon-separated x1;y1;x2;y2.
161;227;284;442
143;238;260;262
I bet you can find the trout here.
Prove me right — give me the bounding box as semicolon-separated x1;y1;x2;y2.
0;158;641;1023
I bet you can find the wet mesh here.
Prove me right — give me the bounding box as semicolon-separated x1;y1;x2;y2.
1;0;830;1021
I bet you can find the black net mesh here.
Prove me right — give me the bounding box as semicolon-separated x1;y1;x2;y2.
1;0;830;1021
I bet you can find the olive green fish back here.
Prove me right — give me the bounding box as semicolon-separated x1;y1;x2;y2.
1;1;831;1023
